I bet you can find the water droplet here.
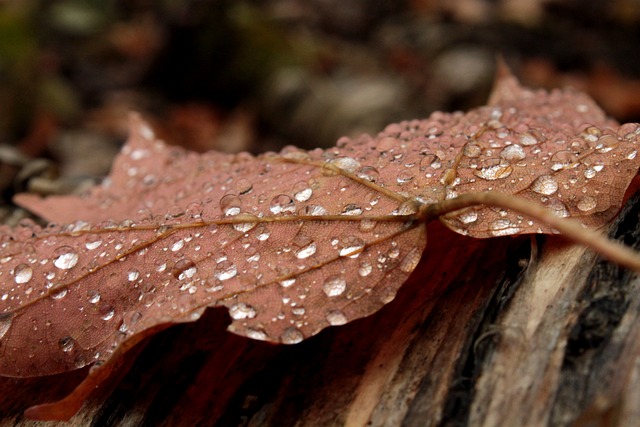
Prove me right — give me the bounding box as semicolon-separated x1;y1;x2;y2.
172;259;198;280
577;196;597;212
87;290;101;304
170;238;184;252
550;150;574;171
220;194;242;216
84;235;103;250
500;144;526;161
584;168;596;179
489;219;521;236
323;276;346;297
281;327;304;344
236;178;253;195
531;175;558;195
279;278;296;288
50;288;68;300
214;260;237;281
246;328;268;340
358;262;372;277
463;143;482;158
357;166;380;182
330;156;360;173
270;194;296;215
399;247;421;273
341;204;363;216
100;304;115;321
339;236;365;258
304;205;327;216
420;153;442;170
625;148;637;160
474;163;513;180
396;171;414;183
13;264;33;284
233;213;258;232
292;307;305;316
458;210;478;224
128;270;140;281
326;310;348;326
229;303;257;320
53;246;79;270
292;181;313;202
0;313;13;339
519;132;539;146
544;198;570;218
257;226;271;241
293;235;317;259
58;336;75;353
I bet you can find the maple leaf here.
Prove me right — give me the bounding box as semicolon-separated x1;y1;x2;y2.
3;65;640;420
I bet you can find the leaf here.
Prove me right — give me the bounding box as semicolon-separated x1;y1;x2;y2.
3;66;640;419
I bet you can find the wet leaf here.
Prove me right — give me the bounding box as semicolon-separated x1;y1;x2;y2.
4;66;640;419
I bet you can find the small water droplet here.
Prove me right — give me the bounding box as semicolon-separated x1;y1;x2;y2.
519;132;539;146
292;181;313;202
329;156;360;173
128;270;140;281
458;210;478;224
474;163;513;180
53;246;79;270
326;310;348;326
87;290;101;304
396;171;414;184
323;276;346;297
84;235;103;250
270;194;296;215
399;247;421;273
172;259;198;280
233;213;258;232
293;235;317;259
246;328;268;340
220;194;242;216
544;198;570;218
229;303;257;320
279;277;296;288
577;196;597;212
489;219;522;236
584;168;596;179
170;238;184;252
531;175;559;195
357;166;380;182
58;336;75;353
341;204;363;216
281;327;304;344
50;288;68;300
304;205;327;216
358;262;372;277
257;226;271;241
236;178;253;195
550;150;574;171
463;143;482;158
214;260;237;281
13;264;33;284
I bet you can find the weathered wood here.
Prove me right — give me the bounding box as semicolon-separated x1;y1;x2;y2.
1;193;639;426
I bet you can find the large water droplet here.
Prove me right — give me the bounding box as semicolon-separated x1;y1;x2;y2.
323;276;346;297
577;196;597;212
474;163;513;180
281;327;304;344
172;258;198;280
270;194;296;215
500;144;526;161
214;260;237;281
13;264;33;284
357;166;380;182
339;236;365;258
531;175;559;195
330;156;360;173
292;181;313;202
229;303;257;320
53;246;79;270
458;210;478;224
293;235;317;259
220;194;242;216
326;310;348;326
246;328;268;341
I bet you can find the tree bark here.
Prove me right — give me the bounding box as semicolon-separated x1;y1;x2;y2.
2;193;639;427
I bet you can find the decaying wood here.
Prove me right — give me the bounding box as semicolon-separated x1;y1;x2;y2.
1;191;638;426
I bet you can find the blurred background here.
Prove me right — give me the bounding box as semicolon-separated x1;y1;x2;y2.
1;0;640;222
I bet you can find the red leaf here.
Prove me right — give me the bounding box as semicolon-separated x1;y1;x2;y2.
3;67;640;419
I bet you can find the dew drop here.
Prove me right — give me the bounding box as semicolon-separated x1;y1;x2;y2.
281;327;304;344
170;238;185;252
279;278;296;288
233;213;258;232
458;210;478;224
0;313;13;339
293;235;317;259
544;198;570;218
214;260;237;281
270;194;296;215
339;236;365;258
577;196;597;212
519;132;539;146
229;303;257;320
489;219;521;236
463;143;482;158
323;276;346;297
128;270;140;281
84;235;103;250
584;168;596;179
257;227;271;241
326;310;348;326
550;150;574;171
330;156;360;173
304;205;328;216
50;288;68;300
220;194;242;216
172;259;198;280
341;204;363;216
13;264;33;284
246;328;268;340
531;175;559;195
58;336;75;353
293;181;313;202
474;164;513;180
500;144;526;161
399;247;421;273
236;178;253;195
396;171;414;184
357;166;380;182
100;304;115;321
358;262;372;277
87;290;101;304
53;246;79;270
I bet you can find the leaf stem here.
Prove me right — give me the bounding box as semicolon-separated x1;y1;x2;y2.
423;191;640;272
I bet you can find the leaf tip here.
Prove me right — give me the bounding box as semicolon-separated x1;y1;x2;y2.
487;57;530;106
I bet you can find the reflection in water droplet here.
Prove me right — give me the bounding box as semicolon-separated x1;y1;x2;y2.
270;194;296;215
229;303;257;320
171;238;184;252
13;264;33;284
173;258;198;280
577;196;597;212
463;143;482;157
323;276;346;297
544;198;570;218
520;133;539;146
214;260;237;281
584;168;596;179
53;246;79;270
85;235;103;250
550;150;574;171
327;310;348;326
281;327;304;344
531;175;559;195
